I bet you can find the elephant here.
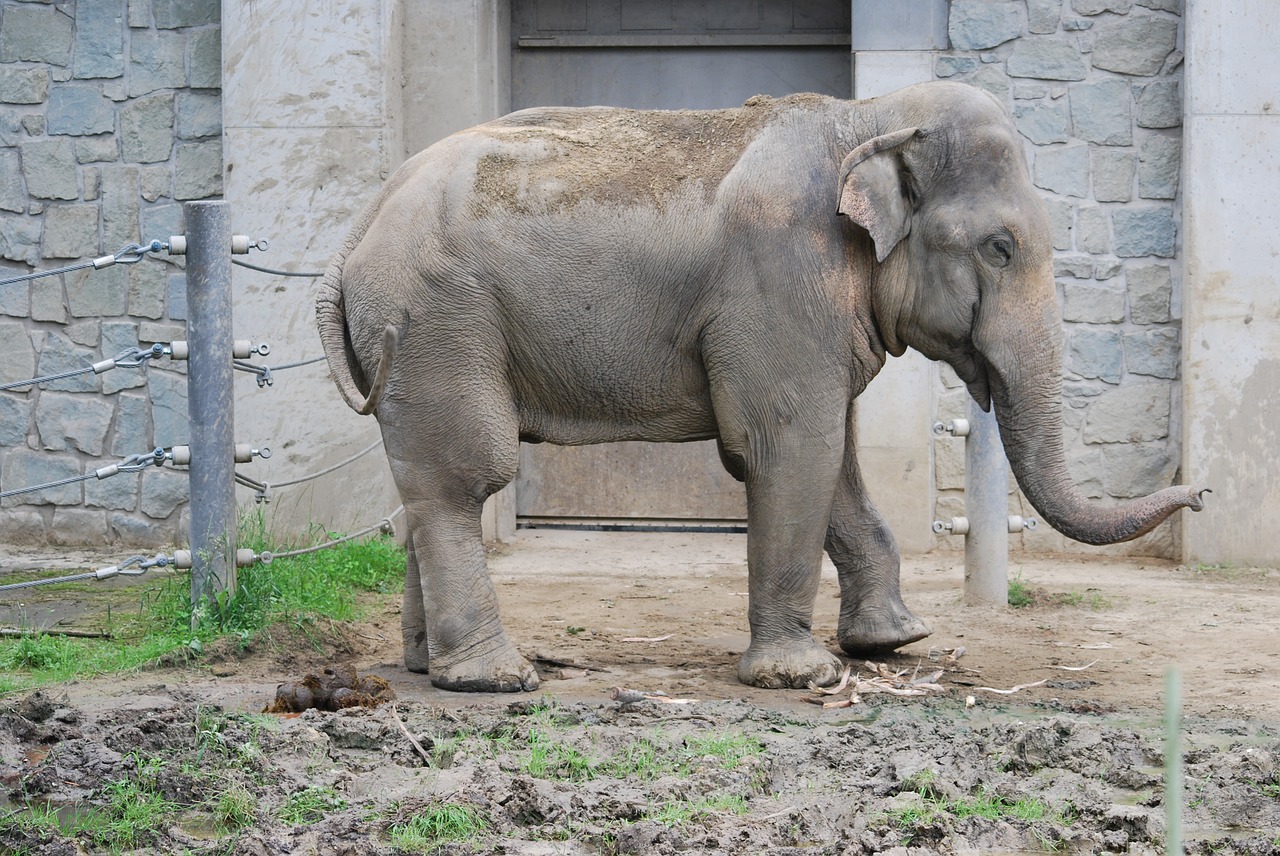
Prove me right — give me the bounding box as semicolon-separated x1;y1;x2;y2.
317;81;1206;693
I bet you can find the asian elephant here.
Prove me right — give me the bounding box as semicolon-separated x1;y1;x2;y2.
317;81;1206;693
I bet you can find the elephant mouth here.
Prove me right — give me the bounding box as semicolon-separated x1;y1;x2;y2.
951;351;992;412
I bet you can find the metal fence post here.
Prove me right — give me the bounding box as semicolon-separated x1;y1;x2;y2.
184;201;236;612
963;399;1008;605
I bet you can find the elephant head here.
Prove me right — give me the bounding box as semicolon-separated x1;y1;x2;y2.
838;83;1205;545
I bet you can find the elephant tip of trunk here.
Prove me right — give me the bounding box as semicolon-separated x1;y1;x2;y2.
1188;486;1212;512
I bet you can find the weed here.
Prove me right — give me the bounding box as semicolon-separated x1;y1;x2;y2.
565;625;586;635
683;732;765;771
387;802;488;850
1007;575;1035;608
888;786;1061;834
208;778;257;831
0;633;77;671
278;786;348;825
524;726;596;781
646;793;747;828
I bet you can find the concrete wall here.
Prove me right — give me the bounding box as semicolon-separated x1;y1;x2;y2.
0;0;219;547
1181;0;1280;565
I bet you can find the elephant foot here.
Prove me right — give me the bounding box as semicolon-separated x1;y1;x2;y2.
737;638;843;689
429;645;540;693
837;602;932;655
403;629;430;675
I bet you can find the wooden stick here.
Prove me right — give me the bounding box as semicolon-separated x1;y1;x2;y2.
388;703;432;765
0;627;112;639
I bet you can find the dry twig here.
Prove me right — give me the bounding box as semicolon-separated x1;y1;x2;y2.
388;703;432;766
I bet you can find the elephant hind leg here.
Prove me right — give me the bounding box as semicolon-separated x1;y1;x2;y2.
401;532;429;674
827;424;931;654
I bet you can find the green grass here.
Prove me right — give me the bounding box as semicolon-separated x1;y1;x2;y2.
646;793;747;827
387;802;489;851
887;783;1068;834
0;510;405;694
1007;575;1035;608
278;786;348;825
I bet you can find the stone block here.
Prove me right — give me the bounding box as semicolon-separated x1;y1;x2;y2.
128;263;166;320
77;135;119;163
1014;84;1049;99
46;84;115;135
67;264;128;317
1015;99;1070;144
110;511;171;546
35;391;113;454
1072;0;1134;12
153;0;219;29
949;1;1023;51
101;320;146;393
1135;80;1180;129
30;276;66;323
1127;263;1172;323
1076;206;1110;254
934;434;965;491
0;66;48;103
66;320;99;346
1113;207;1175;257
21;114;42;135
1094;258;1122;280
1092;149;1135;202
100;165;140;249
140;467;189;518
970;65;1011;101
120;93;174;163
1070;79;1132;145
175;91;220;139
141;203;183;248
187;28;221;89
173;139;222;200
50;507;106;545
85;470;139;511
0;507;44;542
167;273;187;320
149;368;189;446
1067;447;1105;498
1063;17;1093;31
0;109;22;146
1136;0;1179;11
1068;327;1123;382
84;166;101;201
128;31;186;97
1137;133;1180;199
1092;16;1178;76
139;165;171;202
0;393;32;446
0;149;23;214
0;276;26;317
20;138;78;200
935;56;978;78
34;330;96;392
1101;442;1177;497
1026;0;1061;34
1124;328;1178;378
0;214;42;264
128;0;150;28
1043;195;1073;250
1062;282;1126;323
74;0;125;79
1008;37;1088;80
43;204;100;259
111;391;150;456
1;449;82;507
0;5;72;64
1034;144;1089;197
1054;253;1094;278
1083;382;1170;443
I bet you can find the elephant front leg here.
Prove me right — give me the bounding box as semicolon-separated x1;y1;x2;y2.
401;533;430;674
826;436;931;654
735;438;846;690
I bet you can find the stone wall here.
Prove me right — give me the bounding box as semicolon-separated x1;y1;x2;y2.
0;0;219;546
929;0;1184;557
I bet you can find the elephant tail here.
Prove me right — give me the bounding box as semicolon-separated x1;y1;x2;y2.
316;199;399;416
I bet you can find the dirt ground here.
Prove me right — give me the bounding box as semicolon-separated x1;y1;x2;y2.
2;530;1279;854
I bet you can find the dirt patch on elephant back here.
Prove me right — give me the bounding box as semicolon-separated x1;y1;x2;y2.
470;94;831;213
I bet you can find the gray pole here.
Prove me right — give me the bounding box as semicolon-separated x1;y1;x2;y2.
964;399;1008;605
185;201;237;612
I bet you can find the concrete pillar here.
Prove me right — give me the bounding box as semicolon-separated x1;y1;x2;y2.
849;0;947;554
1182;0;1280;564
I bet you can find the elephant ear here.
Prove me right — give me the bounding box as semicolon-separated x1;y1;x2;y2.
837;127;921;263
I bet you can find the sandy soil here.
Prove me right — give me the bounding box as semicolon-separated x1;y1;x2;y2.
2;531;1278;854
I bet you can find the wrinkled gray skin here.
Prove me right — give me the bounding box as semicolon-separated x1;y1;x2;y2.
318;81;1205;693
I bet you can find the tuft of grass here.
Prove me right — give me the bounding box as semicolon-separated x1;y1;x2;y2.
888;785;1065;833
1007;575;1035;608
387;802;489;851
0;509;405;694
278;786;348;825
646;793;747;828
524;726;596;781
208;778;257;831
684;732;765;771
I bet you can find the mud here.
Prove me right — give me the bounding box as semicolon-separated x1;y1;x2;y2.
2;530;1279;854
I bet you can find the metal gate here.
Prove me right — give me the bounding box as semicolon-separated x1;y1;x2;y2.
510;0;851;526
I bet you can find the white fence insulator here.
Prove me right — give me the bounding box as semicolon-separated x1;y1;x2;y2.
932;418;971;438
1008;515;1038;533
932;516;971;536
168;341;190;360
168;235;187;255
234;444;272;463
230;235;268;254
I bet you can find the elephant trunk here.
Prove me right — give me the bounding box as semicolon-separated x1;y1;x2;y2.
984;315;1206;546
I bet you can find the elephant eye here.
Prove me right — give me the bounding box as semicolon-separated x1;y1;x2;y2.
984;234;1014;268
